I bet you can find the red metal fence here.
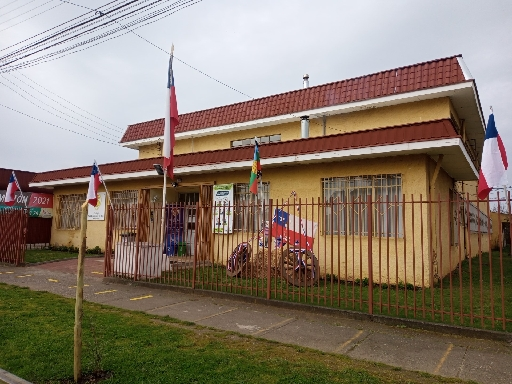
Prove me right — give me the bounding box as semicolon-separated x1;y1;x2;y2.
104;194;511;332
26;217;52;247
0;209;28;266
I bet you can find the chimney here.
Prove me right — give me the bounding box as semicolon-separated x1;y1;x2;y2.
301;116;309;139
303;74;309;88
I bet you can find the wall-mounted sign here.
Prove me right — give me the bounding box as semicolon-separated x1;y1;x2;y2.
88;192;106;221
212;184;234;234
0;190;53;218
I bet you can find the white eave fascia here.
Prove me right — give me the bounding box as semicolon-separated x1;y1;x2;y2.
456;56;474;80
31;138;477;188
120;82;476;149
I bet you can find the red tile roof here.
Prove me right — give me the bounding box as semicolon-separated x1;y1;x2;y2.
120;55;466;143
33;119;457;184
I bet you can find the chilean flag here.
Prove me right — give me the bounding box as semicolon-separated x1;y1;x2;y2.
478;114;508;200
87;163;101;207
5;171;20;206
163;46;179;179
272;208;318;251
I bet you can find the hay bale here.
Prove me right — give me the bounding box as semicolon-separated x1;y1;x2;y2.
248;248;283;278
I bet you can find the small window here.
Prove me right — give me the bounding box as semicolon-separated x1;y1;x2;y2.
230;134;281;148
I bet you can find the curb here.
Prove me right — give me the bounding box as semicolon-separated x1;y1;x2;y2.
103;277;512;343
0;368;32;384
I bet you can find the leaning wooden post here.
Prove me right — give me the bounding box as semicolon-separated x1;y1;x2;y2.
74;201;88;383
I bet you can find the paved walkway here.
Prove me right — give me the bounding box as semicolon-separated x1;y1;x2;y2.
1;258;511;384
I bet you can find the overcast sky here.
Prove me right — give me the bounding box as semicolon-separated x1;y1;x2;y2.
1;0;511;188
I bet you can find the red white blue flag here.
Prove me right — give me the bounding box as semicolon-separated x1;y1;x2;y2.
5;171;21;206
478;113;508;200
272;208;318;250
87;163;101;207
163;46;179;179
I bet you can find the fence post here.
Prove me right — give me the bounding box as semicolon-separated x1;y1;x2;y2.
367;194;373;315
267;199;273;300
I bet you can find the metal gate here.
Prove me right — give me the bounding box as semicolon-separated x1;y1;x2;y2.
0;209;28;266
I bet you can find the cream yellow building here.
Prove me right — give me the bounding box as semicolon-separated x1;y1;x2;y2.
30;55;491;287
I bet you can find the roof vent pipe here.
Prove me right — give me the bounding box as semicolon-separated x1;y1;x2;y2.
301;116;309;139
303;74;309;88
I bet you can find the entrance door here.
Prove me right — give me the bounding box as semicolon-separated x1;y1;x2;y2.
178;192;199;256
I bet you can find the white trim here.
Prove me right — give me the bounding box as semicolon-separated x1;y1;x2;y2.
457;56;474;80
121;82;476;149
30;138;477;188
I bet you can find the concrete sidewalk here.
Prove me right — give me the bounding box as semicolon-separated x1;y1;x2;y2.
1;259;511;384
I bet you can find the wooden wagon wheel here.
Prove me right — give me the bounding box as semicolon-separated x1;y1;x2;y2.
280;248;319;287
226;242;252;277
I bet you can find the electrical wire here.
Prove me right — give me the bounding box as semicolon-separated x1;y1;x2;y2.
0;0;55;26
0;78;120;141
0;0;123;52
0;2;63;32
59;0;253;100
12;72;124;133
0;102;122;145
0;0;37;18
0;0;21;11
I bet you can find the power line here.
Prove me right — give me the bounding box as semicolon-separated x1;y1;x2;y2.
0;0;123;52
0;0;55;26
0;1;21;11
12;72;124;133
61;0;253;100
18;72;123;130
0;102;121;145
0;78;120;141
0;2;63;32
0;0;198;69
0;0;37;18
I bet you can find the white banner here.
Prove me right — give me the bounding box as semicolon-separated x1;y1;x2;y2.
212;184;234;234
88;192;106;221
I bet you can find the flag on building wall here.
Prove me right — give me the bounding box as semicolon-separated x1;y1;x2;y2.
163;45;179;179
5;171;21;206
249;141;261;194
87;163;101;207
478;113;508;200
272;208;318;250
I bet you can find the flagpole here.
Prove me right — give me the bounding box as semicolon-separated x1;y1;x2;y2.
161;171;167;245
94;160;113;210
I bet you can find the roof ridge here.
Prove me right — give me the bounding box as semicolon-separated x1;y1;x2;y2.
128;55;464;123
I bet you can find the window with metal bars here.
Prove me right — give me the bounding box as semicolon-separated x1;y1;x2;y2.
111;190;138;229
56;194;87;230
323;175;403;237
233;182;269;231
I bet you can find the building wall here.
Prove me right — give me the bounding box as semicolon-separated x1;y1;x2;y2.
136;97;453;159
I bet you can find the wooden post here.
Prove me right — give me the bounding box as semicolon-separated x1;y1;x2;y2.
74;201;88;383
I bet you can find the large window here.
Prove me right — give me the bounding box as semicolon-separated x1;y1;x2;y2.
56;194;86;230
111;190;138;229
323;175;403;237
233;182;269;231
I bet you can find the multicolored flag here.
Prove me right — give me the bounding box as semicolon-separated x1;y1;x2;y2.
87;163;101;207
163;45;179;179
249;141;261;194
478;113;508;200
5;171;21;206
272;208;318;251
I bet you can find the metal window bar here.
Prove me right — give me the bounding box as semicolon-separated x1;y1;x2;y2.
322;175;403;237
56;194;86;229
233;182;269;231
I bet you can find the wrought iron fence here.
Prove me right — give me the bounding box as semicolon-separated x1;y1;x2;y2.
104;194;511;332
0;208;28;265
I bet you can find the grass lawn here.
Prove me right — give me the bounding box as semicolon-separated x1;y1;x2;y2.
0;284;473;384
151;250;512;332
24;249;79;264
